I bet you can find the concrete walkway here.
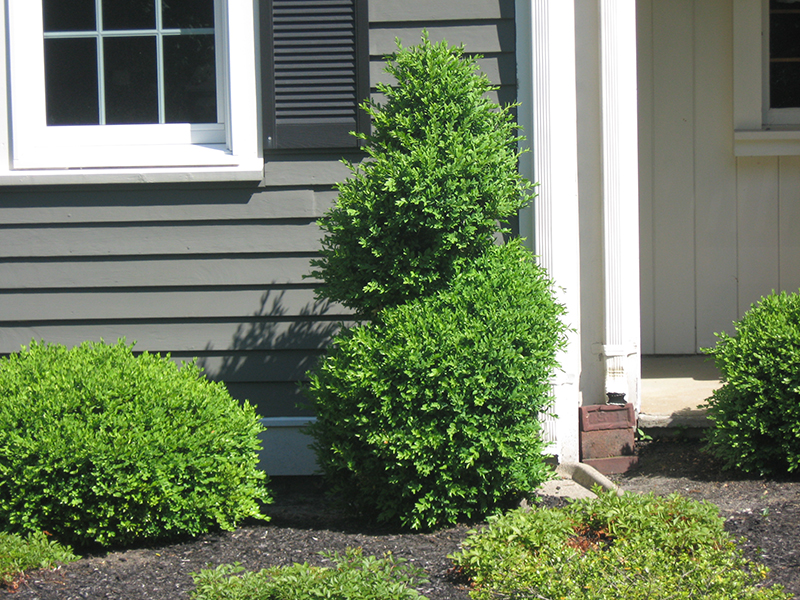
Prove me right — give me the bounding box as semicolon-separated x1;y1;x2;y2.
639;355;720;429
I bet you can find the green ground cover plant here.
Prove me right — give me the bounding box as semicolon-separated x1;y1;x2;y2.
308;241;567;530
310;34;531;317
0;339;270;548
451;490;790;600
190;547;427;600
0;531;76;590
702;290;800;476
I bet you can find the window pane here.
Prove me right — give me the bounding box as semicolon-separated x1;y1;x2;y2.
43;0;95;32
162;0;214;29
770;4;800;108
164;35;217;123
770;11;800;59
44;38;99;125
102;0;155;30
771;63;800;108
104;36;158;124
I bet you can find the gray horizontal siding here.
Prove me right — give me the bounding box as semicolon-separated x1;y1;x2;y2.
369;0;513;22
0;1;517;424
1;320;350;353
1;256;321;289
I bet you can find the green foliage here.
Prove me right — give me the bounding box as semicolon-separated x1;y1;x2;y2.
702;290;800;476
0;531;76;589
190;547;428;600
451;491;790;600
310;34;531;316
0;339;271;548
307;241;567;530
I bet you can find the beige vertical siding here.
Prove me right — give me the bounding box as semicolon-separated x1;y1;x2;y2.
639;0;800;354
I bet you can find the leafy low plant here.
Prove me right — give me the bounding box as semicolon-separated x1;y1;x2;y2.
702;290;800;476
310;34;531;317
0;531;76;590
451;490;790;600
307;241;567;530
190;547;428;600
0;339;271;547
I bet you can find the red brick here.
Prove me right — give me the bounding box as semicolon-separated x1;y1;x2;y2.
582;456;639;475
580;428;636;460
579;403;635;432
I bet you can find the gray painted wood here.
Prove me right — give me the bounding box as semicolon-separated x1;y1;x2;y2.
0;0;518;428
0;222;323;258
0;189;331;224
370;24;516;55
1;289;347;321
1;257;320;289
369;0;513;22
0;320;351;354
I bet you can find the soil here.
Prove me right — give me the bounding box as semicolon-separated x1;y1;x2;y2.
4;439;800;600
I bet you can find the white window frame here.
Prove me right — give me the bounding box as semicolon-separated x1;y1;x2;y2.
734;0;800;156
0;0;262;184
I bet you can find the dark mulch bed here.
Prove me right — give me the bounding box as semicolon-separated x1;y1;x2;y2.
5;439;799;599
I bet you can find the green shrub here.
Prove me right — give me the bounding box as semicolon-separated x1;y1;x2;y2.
310;34;531;317
702;290;800;476
191;547;428;600
307;241;567;530
451;491;790;600
0;339;271;547
0;531;76;589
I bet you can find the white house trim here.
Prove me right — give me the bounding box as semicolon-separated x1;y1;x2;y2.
516;0;582;463
599;0;641;407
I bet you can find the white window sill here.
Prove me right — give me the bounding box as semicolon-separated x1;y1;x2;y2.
734;129;800;156
0;158;264;186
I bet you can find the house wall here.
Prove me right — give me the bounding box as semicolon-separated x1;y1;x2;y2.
0;1;517;427
638;0;800;354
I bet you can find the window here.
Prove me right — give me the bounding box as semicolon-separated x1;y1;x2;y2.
734;0;800;155
1;0;262;183
766;0;800;123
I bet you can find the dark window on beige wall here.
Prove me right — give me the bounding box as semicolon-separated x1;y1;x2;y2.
770;0;800;108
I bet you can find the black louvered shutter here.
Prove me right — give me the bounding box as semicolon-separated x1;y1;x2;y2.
262;0;369;150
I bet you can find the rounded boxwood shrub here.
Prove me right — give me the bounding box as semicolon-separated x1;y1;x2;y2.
307;241;567;530
310;34;531;317
703;290;800;476
0;339;271;547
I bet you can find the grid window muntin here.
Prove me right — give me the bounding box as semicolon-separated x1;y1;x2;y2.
42;0;219;128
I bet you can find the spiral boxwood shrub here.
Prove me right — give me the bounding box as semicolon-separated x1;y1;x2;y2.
310;34;531;316
702;290;800;476
0;340;271;547
307;241;567;530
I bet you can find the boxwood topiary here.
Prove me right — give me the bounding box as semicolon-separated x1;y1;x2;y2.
0;339;271;547
307;240;567;530
309;34;531;317
702;290;800;476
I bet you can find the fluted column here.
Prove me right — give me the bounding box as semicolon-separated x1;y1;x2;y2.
599;0;641;406
516;0;582;462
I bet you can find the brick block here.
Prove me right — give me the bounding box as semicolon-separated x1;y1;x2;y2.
582;456;639;475
579;403;635;432
580;428;636;460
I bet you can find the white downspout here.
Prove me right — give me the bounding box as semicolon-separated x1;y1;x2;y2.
516;0;583;462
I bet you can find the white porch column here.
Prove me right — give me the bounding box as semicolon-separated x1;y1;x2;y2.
516;0;582;463
598;0;641;408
